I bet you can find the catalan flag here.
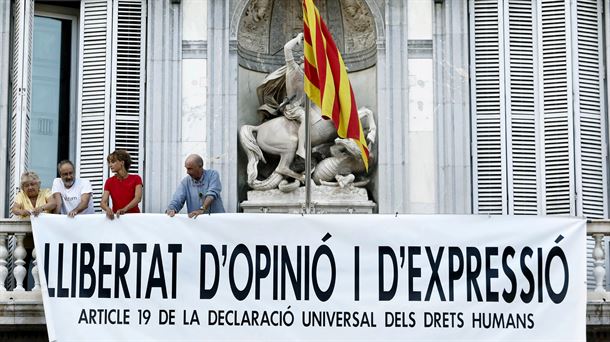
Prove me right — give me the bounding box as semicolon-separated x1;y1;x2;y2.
302;0;369;170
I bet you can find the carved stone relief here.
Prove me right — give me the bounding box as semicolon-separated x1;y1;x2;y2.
340;0;375;51
239;0;273;53
237;0;376;72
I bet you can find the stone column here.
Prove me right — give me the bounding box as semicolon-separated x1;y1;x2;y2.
593;234;606;293
433;0;471;214
31;247;39;290
13;233;26;291
376;0;409;214
145;0;183;213
207;1;238;212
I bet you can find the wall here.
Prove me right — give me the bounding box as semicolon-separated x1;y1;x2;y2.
408;0;434;213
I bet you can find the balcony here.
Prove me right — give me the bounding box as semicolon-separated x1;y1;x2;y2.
0;218;610;340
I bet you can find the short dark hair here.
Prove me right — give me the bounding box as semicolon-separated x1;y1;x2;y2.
57;160;75;173
107;149;132;171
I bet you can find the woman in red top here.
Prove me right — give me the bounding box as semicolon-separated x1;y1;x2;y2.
100;149;143;219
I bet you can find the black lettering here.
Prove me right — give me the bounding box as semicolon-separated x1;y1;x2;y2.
229;244;253;301
502;246;516;303
78;308;88;324
45;243;55;297
168;244;182;299
114;244;131;298
466;247;482;301
379;246;397;301
304;246;310;300
312;245;335;301
255;245;271;300
354;246;360;301
273;245;279;300
98;243;112;298
485;246;499;302
538;247;544;303
448;247;463;301
200;245;220;299
520;247;534;303
132;244;147;298
70;243;77;297
408;247;421;301
424;246;446;301
79;243;96;297
281;246;301;300
145;244;168;299
545;246;569;303
57;243;69;297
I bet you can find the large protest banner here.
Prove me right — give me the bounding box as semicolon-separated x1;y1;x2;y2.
32;214;585;341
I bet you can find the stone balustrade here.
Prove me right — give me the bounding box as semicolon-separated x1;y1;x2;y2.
0;219;44;326
0;218;609;329
588;220;610;301
586;220;610;329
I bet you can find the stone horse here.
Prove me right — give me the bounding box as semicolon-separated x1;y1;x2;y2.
239;106;375;192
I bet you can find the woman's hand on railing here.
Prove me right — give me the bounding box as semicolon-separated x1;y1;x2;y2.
104;208;115;220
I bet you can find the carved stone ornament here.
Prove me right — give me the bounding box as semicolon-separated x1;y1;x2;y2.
237;0;376;73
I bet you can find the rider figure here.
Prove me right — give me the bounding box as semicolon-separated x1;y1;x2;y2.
255;33;308;160
283;33;307;159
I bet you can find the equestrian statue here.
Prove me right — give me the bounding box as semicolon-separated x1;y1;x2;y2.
239;34;377;192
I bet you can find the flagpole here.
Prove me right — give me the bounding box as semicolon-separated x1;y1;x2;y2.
302;0;369;214
304;97;312;213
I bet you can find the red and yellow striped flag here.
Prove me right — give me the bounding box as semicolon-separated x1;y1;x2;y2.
302;0;369;170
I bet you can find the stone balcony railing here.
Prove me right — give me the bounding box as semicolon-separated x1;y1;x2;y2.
586;220;610;330
0;219;44;327
0;219;610;332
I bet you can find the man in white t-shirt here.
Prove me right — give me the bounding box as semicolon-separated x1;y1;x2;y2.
52;160;95;217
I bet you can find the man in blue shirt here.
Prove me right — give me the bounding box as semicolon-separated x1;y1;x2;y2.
166;154;225;218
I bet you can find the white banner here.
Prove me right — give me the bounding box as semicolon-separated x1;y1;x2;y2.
32;214;585;341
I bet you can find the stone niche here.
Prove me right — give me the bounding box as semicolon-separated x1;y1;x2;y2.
237;0;378;213
237;0;377;73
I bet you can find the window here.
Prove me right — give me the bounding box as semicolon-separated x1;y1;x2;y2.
7;0;146;213
469;0;607;218
30;7;78;188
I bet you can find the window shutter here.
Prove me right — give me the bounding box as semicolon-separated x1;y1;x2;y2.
77;0;113;209
505;0;541;214
573;0;607;219
110;0;146;175
8;0;33;210
472;0;606;289
472;0;607;217
540;0;575;215
470;0;507;215
77;0;146;210
572;0;607;290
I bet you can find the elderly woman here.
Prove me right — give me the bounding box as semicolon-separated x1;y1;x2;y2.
11;171;56;218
